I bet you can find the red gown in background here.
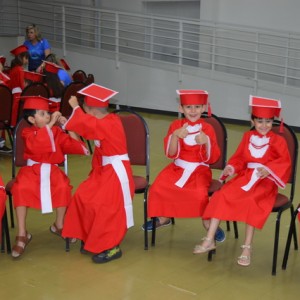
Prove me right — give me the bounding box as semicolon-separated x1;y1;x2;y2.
203;130;291;229
148;118;220;218
62;107;135;254
0;176;6;240
8;66;25;126
11;125;88;210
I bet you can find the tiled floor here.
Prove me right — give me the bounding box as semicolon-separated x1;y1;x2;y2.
0;112;299;300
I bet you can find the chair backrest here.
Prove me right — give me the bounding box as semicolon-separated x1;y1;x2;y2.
85;73;94;85
11;119;31;178
202;112;227;170
60;81;86;118
21;82;50;98
72;70;87;82
271;120;298;186
113;108;150;177
0;84;13;129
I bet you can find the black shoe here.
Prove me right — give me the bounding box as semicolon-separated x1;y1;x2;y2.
0;145;12;154
92;246;122;264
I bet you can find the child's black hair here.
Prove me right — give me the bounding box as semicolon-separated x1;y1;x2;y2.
23;109;37;124
251;114;274;121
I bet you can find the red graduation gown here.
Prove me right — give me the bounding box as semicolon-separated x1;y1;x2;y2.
11;125;88;209
62;108;135;254
203;130;291;229
148;118;220;218
8;66;25;126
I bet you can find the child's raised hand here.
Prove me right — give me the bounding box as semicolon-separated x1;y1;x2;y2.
48;111;62;127
223;165;234;177
195;131;208;145
173;123;189;139
257;167;269;179
69;96;79;108
57;115;67;126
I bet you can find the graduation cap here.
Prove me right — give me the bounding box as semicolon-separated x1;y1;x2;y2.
43;61;61;73
24;70;45;82
249;95;281;119
60;58;70;71
0;71;10;83
22;96;51;111
10;45;28;56
77;83;119;107
0;56;6;65
176;89;209;105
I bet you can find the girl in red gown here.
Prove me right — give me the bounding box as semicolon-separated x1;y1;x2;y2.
195;96;291;267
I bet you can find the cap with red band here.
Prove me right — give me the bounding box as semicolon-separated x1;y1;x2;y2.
77;83;119;107
10;45;28;56
176;89;208;105
249;95;281;118
22;96;50;111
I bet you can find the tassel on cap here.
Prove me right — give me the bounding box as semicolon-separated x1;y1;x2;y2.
279;118;284;133
208;102;212;117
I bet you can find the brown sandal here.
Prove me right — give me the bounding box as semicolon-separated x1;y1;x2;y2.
50;223;77;243
12;232;32;258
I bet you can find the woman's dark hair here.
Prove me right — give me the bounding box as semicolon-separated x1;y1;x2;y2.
44;71;64;98
10;52;29;68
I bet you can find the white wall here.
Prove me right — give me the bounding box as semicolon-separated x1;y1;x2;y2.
201;0;300;32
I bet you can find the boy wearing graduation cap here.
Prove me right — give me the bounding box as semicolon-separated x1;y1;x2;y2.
61;83;135;264
145;90;223;240
196;96;291;267
11;96;89;259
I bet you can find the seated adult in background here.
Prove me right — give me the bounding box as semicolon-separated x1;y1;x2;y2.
24;24;51;72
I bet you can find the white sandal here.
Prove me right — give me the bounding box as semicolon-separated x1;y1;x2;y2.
193;237;216;254
237;245;251;266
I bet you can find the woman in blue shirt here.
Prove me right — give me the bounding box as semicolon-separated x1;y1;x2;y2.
24;24;51;71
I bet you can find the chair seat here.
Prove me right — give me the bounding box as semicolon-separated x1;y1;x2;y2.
208;179;223;195
133;175;148;192
273;193;290;209
5;179;15;194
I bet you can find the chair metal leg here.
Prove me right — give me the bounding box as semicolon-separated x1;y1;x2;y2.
8;194;14;228
282;208;299;270
144;190;148;250
226;221;231;231
290;206;298;251
233;221;239;239
86;140;93;154
272;211;282;276
65;238;70;252
151;217;156;246
1;208;11;254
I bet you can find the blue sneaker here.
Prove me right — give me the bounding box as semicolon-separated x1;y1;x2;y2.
141;218;171;231
215;227;226;242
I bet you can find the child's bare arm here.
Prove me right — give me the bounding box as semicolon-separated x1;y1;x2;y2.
69;96;79;108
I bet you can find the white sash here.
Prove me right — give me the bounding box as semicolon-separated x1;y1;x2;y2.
27;159;54;214
174;158;209;188
102;154;134;228
12;87;22;94
241;162;264;191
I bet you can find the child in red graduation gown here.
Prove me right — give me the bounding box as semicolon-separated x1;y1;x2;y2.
146;90;221;236
62;83;135;264
8;45;29;127
195;96;291;267
11;96;89;258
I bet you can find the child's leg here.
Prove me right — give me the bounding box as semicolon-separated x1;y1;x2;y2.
12;206;32;258
237;224;254;266
194;218;220;253
55;206;67;229
15;206;28;236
